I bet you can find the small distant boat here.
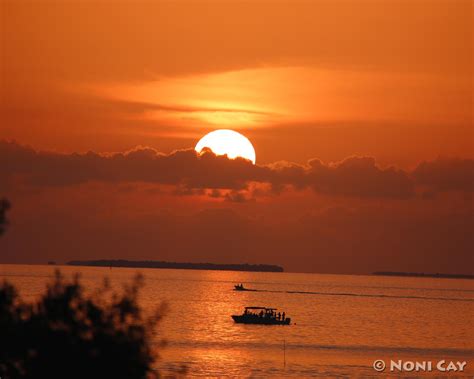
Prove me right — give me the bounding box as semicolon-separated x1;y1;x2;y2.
232;306;291;325
234;284;256;291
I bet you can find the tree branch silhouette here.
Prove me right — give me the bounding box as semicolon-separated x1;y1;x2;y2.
0;198;10;236
0;270;166;379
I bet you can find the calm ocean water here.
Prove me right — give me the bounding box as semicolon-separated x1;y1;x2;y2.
1;264;473;377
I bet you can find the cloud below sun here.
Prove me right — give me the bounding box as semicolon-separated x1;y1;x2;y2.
2;140;472;202
2;139;472;274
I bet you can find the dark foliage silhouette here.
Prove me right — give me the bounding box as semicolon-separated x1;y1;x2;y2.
0;271;164;379
0;198;10;235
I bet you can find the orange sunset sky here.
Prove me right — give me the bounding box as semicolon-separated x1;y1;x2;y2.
1;0;473;273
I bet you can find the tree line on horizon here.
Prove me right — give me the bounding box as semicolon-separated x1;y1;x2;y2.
68;259;284;272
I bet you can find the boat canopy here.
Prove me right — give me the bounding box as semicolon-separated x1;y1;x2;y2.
244;306;277;310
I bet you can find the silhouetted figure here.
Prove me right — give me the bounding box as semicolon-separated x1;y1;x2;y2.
277;312;281;320
259;310;264;318
282;312;285;321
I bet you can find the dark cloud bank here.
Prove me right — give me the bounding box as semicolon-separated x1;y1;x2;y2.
1;141;473;273
2;140;472;198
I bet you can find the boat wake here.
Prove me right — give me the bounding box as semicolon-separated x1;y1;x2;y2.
237;287;473;302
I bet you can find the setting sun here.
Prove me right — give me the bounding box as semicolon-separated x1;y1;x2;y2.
195;129;256;164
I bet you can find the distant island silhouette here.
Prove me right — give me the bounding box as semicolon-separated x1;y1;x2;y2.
373;271;474;280
68;259;284;272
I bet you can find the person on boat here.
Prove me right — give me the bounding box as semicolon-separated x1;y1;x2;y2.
277;312;281;320
282;312;285;321
259;310;264;318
